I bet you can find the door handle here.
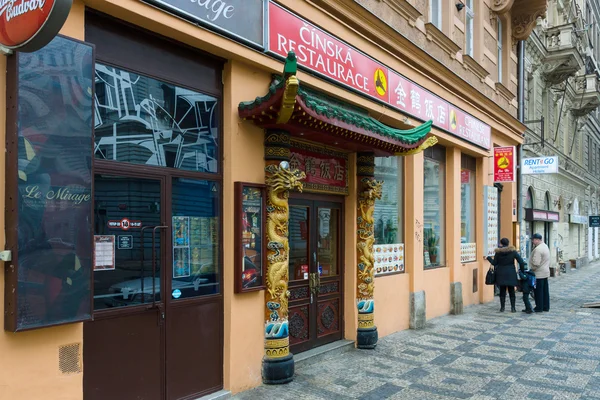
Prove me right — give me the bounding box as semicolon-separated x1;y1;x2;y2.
151;226;168;310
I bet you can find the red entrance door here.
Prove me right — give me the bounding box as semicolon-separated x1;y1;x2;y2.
288;197;344;354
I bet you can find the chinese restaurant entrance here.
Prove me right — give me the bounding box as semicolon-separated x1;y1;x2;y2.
288;195;344;354
83;12;223;400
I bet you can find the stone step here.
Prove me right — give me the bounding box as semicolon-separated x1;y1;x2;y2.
195;389;231;400
294;340;355;369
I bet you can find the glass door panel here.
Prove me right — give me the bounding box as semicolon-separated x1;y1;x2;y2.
93;175;162;310
170;177;220;299
289;206;310;282
317;208;339;277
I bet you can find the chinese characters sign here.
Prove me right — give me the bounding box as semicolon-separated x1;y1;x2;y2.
268;2;492;149
493;146;516;182
289;140;348;195
483;186;499;257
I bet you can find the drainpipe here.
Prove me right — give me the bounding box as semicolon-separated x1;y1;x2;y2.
517;40;525;257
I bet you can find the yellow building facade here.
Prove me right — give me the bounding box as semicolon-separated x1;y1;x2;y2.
0;0;546;398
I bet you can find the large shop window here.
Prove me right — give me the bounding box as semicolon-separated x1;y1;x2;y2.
5;37;95;331
424;146;446;268
373;157;405;276
461;155;477;263
94;63;219;173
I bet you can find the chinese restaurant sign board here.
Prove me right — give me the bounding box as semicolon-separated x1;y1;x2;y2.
143;0;265;48
493;146;516;182
0;0;73;52
268;2;492;150
5;36;94;331
289;140;348;195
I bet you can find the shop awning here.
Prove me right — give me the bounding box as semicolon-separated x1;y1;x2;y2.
238;52;436;156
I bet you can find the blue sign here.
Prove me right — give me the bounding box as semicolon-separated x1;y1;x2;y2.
172;289;182;299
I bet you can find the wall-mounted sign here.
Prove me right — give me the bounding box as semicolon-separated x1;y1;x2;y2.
522;156;559;175
589;216;600;228
143;0;265;48
493;146;516;182
0;0;73;52
267;2;492;149
525;209;560;222
569;214;587;225
289;140;348;195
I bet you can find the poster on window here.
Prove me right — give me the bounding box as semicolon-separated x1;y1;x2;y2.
484;186;499;257
373;244;405;276
173;247;191;278
460;243;477;263
94;236;116;271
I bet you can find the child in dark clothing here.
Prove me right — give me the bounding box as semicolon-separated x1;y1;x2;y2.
519;269;536;314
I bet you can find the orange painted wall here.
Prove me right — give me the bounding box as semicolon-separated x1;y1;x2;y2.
0;3;86;400
374;274;410;337
423;268;451;319
222;60;270;393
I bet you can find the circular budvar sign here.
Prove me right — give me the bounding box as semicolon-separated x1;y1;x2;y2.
0;0;73;52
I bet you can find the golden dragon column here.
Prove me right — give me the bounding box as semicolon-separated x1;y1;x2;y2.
356;153;383;349
262;129;305;384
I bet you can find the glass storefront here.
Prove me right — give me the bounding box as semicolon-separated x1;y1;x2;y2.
423;146;446;268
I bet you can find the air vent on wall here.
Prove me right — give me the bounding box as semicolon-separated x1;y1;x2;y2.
59;343;82;375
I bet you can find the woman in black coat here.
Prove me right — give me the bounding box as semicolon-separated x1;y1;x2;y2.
486;238;526;312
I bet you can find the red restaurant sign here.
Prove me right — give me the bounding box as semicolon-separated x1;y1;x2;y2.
0;0;72;52
289;142;348;195
268;2;492;150
493;146;516;182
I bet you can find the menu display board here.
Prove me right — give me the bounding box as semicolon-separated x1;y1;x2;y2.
94;236;115;271
234;183;266;293
484;186;499;257
373;243;405;276
460;243;477;263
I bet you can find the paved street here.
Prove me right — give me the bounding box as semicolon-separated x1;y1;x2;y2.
234;264;600;399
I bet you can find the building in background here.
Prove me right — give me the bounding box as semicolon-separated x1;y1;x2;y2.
522;0;600;272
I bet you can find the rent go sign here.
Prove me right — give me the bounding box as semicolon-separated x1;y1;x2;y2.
522;156;559;175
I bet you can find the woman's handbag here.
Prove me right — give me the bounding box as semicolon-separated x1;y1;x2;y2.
485;267;496;285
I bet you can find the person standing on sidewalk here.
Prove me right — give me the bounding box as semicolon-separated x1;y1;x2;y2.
486;238;525;312
530;233;550;312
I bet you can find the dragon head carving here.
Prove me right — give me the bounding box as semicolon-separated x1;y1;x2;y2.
265;164;306;193
360;178;383;201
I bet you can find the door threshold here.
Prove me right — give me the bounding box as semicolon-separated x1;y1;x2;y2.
294;340;355;369
194;389;231;400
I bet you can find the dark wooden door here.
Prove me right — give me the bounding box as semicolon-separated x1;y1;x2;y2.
84;173;223;400
288;197;343;354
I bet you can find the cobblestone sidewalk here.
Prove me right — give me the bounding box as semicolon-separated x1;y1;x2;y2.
234;264;600;399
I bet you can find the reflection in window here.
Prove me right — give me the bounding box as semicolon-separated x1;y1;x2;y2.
171;178;220;299
289;206;309;281
465;0;474;57
424;146;446;268
93;176;162;310
374;157;404;245
318;208;339;277
94;64;219;173
461;155;477;263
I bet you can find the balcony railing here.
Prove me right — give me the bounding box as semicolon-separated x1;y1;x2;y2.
572;74;600;116
541;23;585;85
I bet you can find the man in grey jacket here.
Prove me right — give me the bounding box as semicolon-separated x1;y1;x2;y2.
530;233;551;312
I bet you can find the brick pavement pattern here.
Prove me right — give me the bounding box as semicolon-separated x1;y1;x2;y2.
233;263;600;399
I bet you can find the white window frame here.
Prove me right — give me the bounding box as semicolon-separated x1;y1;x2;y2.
465;0;475;57
430;0;442;29
497;17;503;84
